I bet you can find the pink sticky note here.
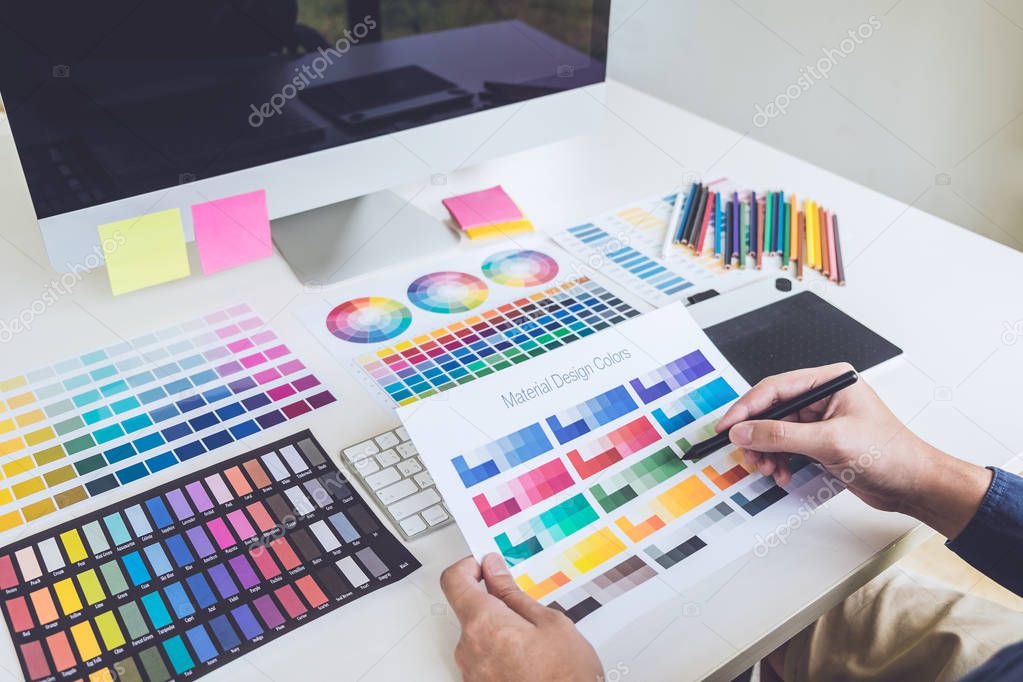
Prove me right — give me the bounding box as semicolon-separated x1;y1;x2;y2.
442;186;524;230
191;190;272;274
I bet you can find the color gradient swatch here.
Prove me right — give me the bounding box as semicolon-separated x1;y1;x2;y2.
481;249;559;287
0;431;419;682
0;305;335;533
495;494;600;565
407;271;489;314
565;416;661;479
325;297;413;344
473;459;575;527
356;277;640;406
649;378;739;434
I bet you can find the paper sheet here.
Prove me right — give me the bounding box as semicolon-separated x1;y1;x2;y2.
400;304;838;645
191;190;272;275
98;209;191;295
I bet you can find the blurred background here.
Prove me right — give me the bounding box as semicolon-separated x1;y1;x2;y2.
608;0;1023;250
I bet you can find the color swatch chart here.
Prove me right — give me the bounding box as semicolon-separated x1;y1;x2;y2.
0;430;420;682
401;304;840;643
299;242;648;409
0;304;336;534
355;277;640;406
550;193;763;307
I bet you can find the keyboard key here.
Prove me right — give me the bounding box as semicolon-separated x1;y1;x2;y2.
396;442;418;459
364;467;400;491
399;515;427;537
413;471;435;489
395;426;409;441
377;479;418;506
353;458;380;476
375;432;400;449
423;505;449;526
389;489;441;520
375;450;400;467
344;440;378;462
396;459;422;477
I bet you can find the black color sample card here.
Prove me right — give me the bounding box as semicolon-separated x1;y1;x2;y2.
0;430;420;681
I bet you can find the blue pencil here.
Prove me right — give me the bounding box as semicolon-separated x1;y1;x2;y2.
713;193;722;256
775;191;785;253
675;183;699;243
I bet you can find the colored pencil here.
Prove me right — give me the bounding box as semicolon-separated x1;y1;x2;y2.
739;200;749;269
781;202;791;269
713;193;722;257
684;186;707;246
756;197;766;269
696;191;715;254
731;192;740;260
764;192;774;256
774;191;784;254
663;188;686;258
827;211;839;281
675;183;699;244
833;215;846;285
796;210;806;280
789;194;799;263
819;205;828;276
749;192;758;259
805;201;816;269
724;200;733;268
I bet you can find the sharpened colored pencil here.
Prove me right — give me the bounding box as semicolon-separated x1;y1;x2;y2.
764;192;774;256
724;200;733;269
818;205;828;275
796;210;806;280
833;214;846;285
789;194;799;263
696;191;714;254
756;197;766;269
739;200;749;269
827;211;839;281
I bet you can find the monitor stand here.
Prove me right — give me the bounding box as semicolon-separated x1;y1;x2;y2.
271;190;460;287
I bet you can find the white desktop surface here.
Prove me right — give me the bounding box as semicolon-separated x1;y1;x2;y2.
1;80;1021;682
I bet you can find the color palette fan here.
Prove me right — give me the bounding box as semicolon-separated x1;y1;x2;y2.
325;297;413;344
407;272;489;314
0;304;336;534
0;430;419;682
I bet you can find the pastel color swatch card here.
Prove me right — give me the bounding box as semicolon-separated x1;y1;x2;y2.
0;430;419;682
401;304;839;645
443;186;524;230
98;209;191;296
192;190;273;275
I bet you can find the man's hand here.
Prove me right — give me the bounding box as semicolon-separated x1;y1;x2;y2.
440;553;603;682
715;363;992;538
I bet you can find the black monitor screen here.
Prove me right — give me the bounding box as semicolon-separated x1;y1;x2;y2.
0;1;610;219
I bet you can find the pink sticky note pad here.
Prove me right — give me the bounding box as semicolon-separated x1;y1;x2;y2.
192;190;272;274
442;186;524;230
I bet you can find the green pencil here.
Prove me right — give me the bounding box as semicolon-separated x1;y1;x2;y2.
782;202;791;268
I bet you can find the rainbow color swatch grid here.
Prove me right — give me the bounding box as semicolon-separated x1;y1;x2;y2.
355;277;641;406
0;304;336;533
438;349;820;623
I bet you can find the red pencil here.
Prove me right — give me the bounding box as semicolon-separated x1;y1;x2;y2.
695;191;715;254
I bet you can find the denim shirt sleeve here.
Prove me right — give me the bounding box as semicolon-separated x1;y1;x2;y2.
946;467;1023;597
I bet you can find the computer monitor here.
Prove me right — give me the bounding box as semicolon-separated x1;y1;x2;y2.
0;1;610;284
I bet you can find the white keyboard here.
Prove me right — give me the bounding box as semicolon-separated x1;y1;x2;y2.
341;426;452;540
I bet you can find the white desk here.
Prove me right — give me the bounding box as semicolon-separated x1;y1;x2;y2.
1;81;1021;682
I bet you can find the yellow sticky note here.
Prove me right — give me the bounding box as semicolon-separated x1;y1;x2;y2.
98;209;191;296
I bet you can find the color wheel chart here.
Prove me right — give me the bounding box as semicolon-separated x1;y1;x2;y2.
0;431;419;682
401;306;839;642
549;192;763;307
0;304;336;534
299;243;649;408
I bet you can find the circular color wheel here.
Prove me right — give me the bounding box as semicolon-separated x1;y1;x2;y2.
480;249;560;287
325;297;413;343
407;271;489;314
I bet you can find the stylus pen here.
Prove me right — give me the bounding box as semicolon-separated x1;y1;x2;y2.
680;369;859;461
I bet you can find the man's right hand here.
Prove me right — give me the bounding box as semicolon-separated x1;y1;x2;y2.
715;363;993;538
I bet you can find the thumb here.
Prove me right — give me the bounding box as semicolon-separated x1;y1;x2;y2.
481;553;552;625
729;419;835;460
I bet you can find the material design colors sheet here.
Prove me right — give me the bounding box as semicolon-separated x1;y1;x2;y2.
325;297;413;344
0;304;336;535
407;272;489;314
0;430;420;682
549;192;763;307
298;240;648;408
400;304;838;644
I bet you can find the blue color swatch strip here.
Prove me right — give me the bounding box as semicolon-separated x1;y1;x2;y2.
546;385;638;445
566;223;693;296
651;377;739;434
452;424;553;487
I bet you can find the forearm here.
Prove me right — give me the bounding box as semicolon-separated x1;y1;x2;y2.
900;445;994;539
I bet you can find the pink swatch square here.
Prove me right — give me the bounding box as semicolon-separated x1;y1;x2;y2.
442;186;524;230
192;190;272;275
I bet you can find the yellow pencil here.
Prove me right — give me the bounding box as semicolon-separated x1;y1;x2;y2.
805;201;816;269
789;195;799;263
